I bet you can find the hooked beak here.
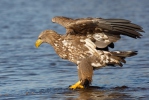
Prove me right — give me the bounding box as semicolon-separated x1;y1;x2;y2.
35;39;43;48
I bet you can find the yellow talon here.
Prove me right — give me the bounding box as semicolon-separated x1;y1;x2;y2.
69;81;84;90
77;84;84;89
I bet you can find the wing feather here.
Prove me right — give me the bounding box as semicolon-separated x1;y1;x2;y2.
113;27;142;38
52;16;144;49
104;19;131;23
52;16;74;28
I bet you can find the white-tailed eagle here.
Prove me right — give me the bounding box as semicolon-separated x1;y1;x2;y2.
35;16;143;89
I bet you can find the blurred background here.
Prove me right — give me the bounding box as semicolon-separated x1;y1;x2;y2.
0;0;149;99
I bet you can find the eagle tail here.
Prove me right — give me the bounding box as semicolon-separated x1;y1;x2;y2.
106;51;137;67
110;51;138;58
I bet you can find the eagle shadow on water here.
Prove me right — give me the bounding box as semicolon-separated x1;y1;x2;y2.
35;16;144;90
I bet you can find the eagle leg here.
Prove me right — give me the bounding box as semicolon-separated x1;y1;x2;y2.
70;57;93;90
69;81;84;90
69;57;95;90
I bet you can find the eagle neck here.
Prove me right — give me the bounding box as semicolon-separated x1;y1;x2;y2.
47;33;61;47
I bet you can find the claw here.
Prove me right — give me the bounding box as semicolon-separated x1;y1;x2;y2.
69;81;84;90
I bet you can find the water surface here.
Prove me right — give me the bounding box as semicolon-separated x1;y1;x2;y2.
0;0;149;99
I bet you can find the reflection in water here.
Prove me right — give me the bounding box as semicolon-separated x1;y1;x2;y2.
62;87;130;100
28;86;131;100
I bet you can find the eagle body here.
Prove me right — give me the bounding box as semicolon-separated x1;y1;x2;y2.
35;16;143;89
52;35;90;63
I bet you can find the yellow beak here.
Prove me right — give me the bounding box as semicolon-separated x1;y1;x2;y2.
35;39;43;48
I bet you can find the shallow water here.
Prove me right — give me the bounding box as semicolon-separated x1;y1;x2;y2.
0;0;149;99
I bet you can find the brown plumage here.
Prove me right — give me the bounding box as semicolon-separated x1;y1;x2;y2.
35;16;143;89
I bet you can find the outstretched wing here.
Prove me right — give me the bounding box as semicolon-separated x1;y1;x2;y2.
52;16;144;49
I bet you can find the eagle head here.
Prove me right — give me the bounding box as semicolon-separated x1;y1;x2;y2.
35;30;58;48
